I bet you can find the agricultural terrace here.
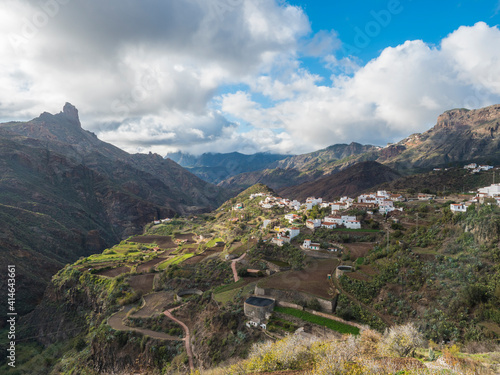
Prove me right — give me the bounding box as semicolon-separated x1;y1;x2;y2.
275;306;360;335
258;258;340;299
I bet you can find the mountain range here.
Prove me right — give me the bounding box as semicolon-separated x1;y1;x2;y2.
219;104;500;193
165;151;288;184
0;103;227;317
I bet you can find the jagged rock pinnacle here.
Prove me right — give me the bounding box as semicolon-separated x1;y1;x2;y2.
62;102;80;126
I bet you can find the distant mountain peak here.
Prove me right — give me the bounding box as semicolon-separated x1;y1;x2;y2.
61;102;80;126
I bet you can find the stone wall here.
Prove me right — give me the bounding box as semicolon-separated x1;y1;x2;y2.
255;285;334;313
244;297;275;322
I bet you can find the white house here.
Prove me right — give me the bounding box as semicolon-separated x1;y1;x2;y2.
478;184;500;197
289;200;301;210
288;227;300;239
479;165;493;171
450;203;467;213
379;199;395;214
344;220;361;229
324;215;343;225
331;202;349;211
302;239;320;250
306;219;322;229
464;163;477;169
341;215;356;223
271;237;285;246
321;221;336;229
358;194;377;204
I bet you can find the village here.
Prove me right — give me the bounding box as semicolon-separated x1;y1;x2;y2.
64;163;500;373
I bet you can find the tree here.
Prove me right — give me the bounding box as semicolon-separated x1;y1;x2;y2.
380;323;424;357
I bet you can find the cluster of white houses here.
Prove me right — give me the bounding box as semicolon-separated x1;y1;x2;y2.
259;190;408;249
451;182;500;212
464;163;494;174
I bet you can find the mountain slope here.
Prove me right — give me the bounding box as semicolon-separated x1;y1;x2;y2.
278;161;401;201
0;103;228;317
165;151;289;183
386;105;500;170
219;142;379;192
221;104;500;193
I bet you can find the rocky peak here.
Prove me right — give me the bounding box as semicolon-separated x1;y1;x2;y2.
61;102;81;127
435;105;500;130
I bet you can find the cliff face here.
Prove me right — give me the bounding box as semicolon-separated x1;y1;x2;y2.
388;104;500;169
0;104;228;317
20;267;180;374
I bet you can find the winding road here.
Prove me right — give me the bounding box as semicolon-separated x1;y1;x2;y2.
108;306;182;341
107;293;195;372
163;307;194;372
231;253;247;282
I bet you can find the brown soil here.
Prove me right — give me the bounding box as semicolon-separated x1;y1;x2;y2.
128;274;155;293
343;242;374;259
96;266;131;277
129;235;176;248
183;247;223;265
259;258;340;299
137;257;166;272
174;233;196;243
135;291;174;318
358;265;378;276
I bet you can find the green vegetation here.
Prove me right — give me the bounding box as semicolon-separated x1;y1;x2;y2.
267;316;297;333
275;306;360;335
77;240;158;264
206;237;224;248
248;242;305;270
157;253;195;270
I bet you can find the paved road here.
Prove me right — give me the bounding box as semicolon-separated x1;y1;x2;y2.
163;307;194;372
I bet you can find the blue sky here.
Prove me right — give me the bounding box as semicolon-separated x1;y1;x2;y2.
2;0;500;155
293;0;500;61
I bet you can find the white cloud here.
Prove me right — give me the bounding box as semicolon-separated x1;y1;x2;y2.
2;0;500;158
0;0;309;154
221;22;500;153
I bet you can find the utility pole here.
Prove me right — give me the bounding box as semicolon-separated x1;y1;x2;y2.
386;229;389;252
416;213;419;232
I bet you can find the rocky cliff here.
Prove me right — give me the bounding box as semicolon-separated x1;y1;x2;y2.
0;104;228;317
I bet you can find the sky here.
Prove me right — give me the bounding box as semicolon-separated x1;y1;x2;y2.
1;0;500;156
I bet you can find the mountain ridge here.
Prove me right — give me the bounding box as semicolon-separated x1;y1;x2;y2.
220;104;500;193
165;150;289;184
0;103;228;317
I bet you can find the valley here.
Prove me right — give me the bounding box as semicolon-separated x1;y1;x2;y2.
4;178;500;374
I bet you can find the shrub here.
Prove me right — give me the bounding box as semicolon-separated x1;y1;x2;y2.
380;323;424;357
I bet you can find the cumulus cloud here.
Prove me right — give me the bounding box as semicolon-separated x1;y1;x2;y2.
2;0;500;156
0;0;309;154
221;22;500;153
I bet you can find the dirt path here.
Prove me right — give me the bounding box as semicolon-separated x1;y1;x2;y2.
108;306;181;341
231;253;247;282
163;306;194;372
331;270;394;327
